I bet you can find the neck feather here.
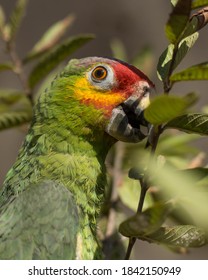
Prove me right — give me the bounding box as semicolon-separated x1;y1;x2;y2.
2;90;115;223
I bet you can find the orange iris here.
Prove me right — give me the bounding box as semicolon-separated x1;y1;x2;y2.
91;66;108;81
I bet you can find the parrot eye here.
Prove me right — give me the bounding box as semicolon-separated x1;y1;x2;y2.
88;64;115;90
91;66;108;82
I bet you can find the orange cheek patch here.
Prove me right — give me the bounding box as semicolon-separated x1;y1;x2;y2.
71;77;127;116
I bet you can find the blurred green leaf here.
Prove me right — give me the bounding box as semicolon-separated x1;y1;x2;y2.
170;62;208;82
0;110;31;131
0;90;25;107
0;90;31;113
0;62;13;72
165;0;192;43
145;225;207;247
119;201;174;237
144;94;196;125
171;0;179;6
148;161;208;228
7;0;28;42
157;32;199;81
132;46;154;77
24;14;75;63
28;34;94;88
192;0;208;9
156;134;199;169
157;133;199;157
0;90;32;130
110;38;127;61
118;177;153;212
202;105;208;114
179;167;208;181
165;113;208;135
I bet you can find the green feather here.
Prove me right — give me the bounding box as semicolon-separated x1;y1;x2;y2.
0;181;78;259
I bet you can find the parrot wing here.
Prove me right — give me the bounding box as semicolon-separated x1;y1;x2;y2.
0;180;79;259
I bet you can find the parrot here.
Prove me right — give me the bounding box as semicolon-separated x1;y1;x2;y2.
0;57;154;260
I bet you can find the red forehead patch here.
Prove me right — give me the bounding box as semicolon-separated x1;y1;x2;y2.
112;59;154;92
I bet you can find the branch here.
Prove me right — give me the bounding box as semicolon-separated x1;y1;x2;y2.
103;142;125;258
124;125;163;259
6;40;33;104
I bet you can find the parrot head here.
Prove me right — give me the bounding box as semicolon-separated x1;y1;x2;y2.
40;57;154;143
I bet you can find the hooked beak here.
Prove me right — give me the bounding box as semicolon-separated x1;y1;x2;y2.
106;89;151;143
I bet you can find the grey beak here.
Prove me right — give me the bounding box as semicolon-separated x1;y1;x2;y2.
106;95;150;143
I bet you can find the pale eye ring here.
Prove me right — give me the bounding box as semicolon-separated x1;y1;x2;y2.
91;66;108;82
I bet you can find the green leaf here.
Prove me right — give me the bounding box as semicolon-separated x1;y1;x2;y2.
147;161;208;228
171;0;179;6
180;15;199;38
0;90;32;113
165;113;208;135
157;44;174;81
165;0;192;43
0;110;32;131
172;8;203;42
170;62;208;82
0;90;32;130
174;32;199;66
192;0;208;9
145;225;207;247
144;94;196;125
24;14;75;63
119;201;174;238
0;90;25;108
157;32;199;81
110;38;127;61
180;168;208;181
157;133;199;157
7;0;28;41
0;62;13;71
118;177;153;212
190;7;208;30
28;34;94;88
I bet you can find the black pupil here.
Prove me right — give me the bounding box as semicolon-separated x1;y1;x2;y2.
95;68;105;79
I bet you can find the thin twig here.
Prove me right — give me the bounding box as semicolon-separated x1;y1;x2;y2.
188;152;205;168
103;142;125;259
124;126;161;259
124;84;171;259
124;176;149;259
105;142;124;238
6;40;33;104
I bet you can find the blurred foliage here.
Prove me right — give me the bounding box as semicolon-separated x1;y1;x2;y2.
1;0;208;260
107;0;208;259
0;0;94;130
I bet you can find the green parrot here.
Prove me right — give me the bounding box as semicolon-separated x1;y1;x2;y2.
0;57;154;260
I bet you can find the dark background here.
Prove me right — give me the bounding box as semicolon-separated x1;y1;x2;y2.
0;0;208;259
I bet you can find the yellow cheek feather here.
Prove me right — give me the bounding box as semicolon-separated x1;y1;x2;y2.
72;77;126;115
